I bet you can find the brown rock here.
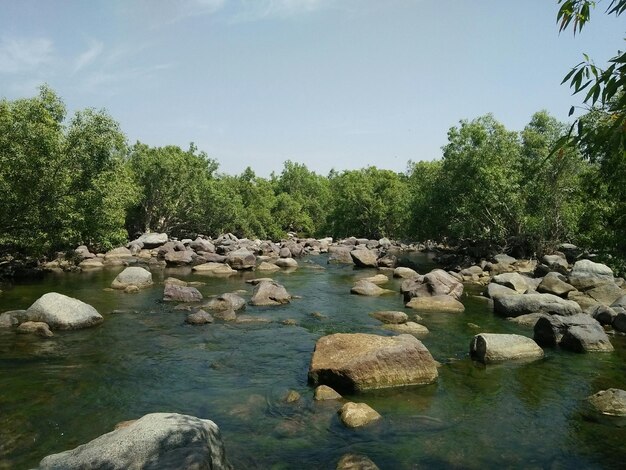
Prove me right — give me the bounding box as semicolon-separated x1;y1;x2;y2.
338;402;381;428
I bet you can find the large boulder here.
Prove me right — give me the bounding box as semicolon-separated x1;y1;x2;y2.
584;282;624;306
133;232;168;248
163;284;203;302
37;412;231;470
350;249;378;268
192;263;236;275
537;273;576;297
111;267;153;290
393;267;419;279
327;246;354;264
485;283;519;299
164;250;194;266
274;257;298;268
568;259;614;290
534;314;613;352
470;333;543;363
250;281;291;306
402;269;463;302
493;293;581;318
225;248;256;270
189;237;215;253
24;293;103;330
405;295;465;313
308;333;438;392
492;273;531;294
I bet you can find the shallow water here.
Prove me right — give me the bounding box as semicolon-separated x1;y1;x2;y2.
1;253;625;469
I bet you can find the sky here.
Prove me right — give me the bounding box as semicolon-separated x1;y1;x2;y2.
0;0;623;177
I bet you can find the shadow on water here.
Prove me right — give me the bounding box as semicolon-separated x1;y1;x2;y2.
0;252;625;469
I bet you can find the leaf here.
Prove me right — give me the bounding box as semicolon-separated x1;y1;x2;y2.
569;105;576;116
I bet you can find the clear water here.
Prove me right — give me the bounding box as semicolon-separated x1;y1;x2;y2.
1;253;625;469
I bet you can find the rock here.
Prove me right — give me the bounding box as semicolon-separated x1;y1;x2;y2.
350;249;378;268
250;281;291;306
190;237;215;253
370;311;408;324
124;285;140;294
185;310;214;325
537;273;576;297
336;453;380;470
164;277;188;287
37;412;231;470
245;277;274;285
588;305;618;326
285;390;301;403
492;272;531;294
308;333;438;392
164;250;194;266
393;267;419;279
485;283;519;299
235;315;271;324
134;232;168;248
567;291;600;311
585;282;624;306
470;333;543;363
612;295;626;313
17;321;54;338
79;258;104;269
507;313;544;328
104;247;133;261
587;389;626;416
424;269;464;299
542;254;569;271
406;295;465;313
382;322;429;336
350;280;393;296
212;309;236;321
25;293;103;330
493;253;516;265
274;257;298;268
192;262;236;275
614;312;626;333
74;245;95;259
204;293;246;312
226;248;256;270
0;310;24;328
568;259;614;290
493;293;581;317
359;274;389;285
164;284;203;302
257;261;280;272
327;246;354;264
338;402;381;428
377;254;397;268
314;385;342;401
534;314;613;352
111;267;153;290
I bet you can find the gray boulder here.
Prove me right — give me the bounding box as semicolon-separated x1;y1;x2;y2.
568;259;614;290
537;273;576;297
492;272;531;294
470;333;543;363
393;267;419;279
190;238;215;253
350;249;378;268
0;310;24;328
204;293;246;312
111;267;153;290
250;281;291;306
135;232;168;248
585;282;624;306
163;284;203;303
350;280;393;297
485;283;519;299
534;314;613;352
493;293;581;318
587;389;626;417
185;310;214;325
164;250;194;266
405;295;465;313
274;257;298;268
327;246;354;264
370;311;409;324
38;412;231;470
542;254;569;272
401;269;463;302
588;304;618;326
226;248;256;270
25;293;103;330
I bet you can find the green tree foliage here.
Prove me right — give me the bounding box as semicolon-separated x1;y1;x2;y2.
327;167;409;239
0;86;136;255
406;160;443;240
126;142;218;236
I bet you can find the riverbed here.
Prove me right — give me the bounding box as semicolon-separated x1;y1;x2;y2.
1;253;625;469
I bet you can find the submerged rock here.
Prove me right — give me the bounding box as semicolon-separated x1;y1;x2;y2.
470;333;543;363
336;453;380;470
37;412;231;470
111;266;153;290
308;333;438;392
587;389;626;417
25;292;102;330
338;402;381;428
17;321;54;338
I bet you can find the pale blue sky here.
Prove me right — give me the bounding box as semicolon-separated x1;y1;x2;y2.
0;0;623;176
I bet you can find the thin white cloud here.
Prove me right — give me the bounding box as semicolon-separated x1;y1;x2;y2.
73;40;104;74
0;37;54;74
232;0;329;21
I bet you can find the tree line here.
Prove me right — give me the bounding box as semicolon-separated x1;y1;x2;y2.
0;85;622;272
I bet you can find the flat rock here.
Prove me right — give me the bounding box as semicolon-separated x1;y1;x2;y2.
338;402;381;428
308;333;438;392
192;262;236;275
382;321;429;336
493;293;581;318
350;280;393;296
37;412;231;470
111;267;153;290
370;311;408;324
406;295;465;313
470;333;543;363
393;267;419;279
25;293;103;330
